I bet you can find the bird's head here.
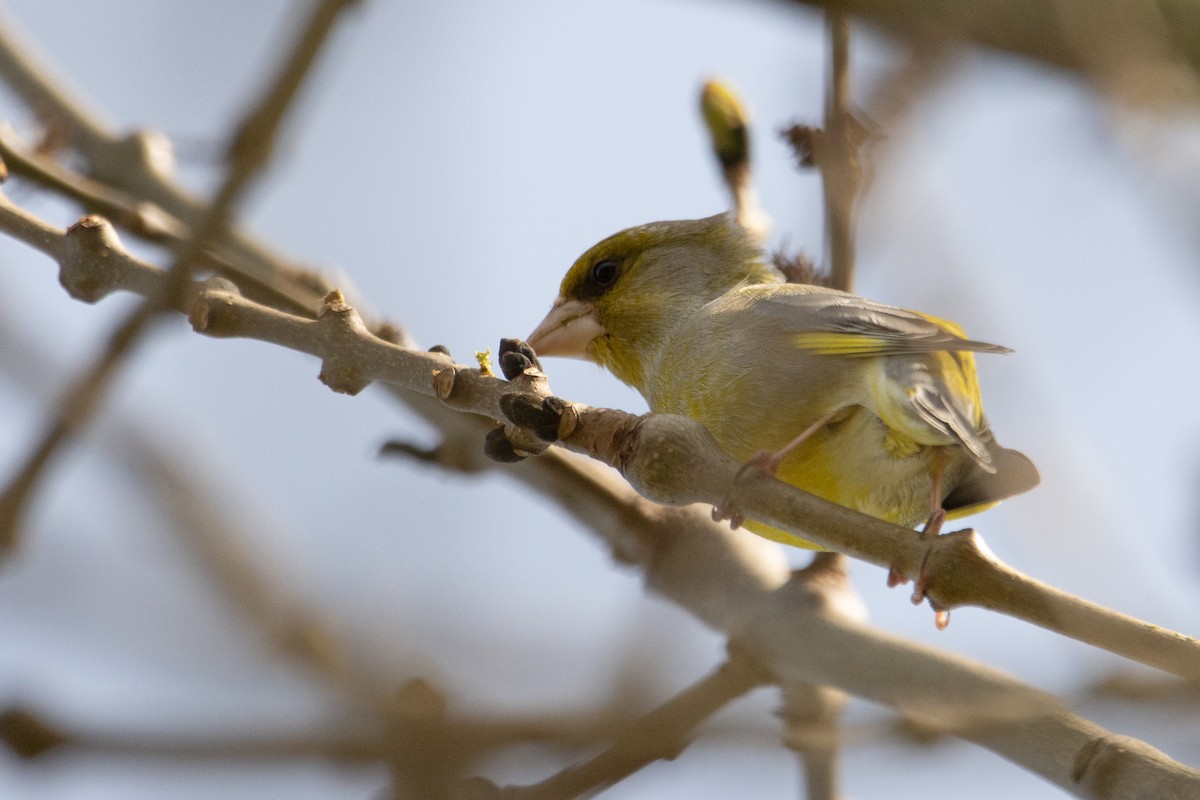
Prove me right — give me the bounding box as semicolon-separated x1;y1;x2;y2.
527;213;775;390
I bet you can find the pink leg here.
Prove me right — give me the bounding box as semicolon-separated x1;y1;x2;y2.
910;457;951;628
714;409;843;530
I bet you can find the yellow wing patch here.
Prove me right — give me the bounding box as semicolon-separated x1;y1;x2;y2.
792;332;888;356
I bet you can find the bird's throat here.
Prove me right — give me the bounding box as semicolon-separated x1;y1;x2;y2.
587;335;646;392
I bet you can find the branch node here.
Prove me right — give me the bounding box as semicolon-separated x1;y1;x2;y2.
319;288;350;315
483;425;525;463
59;214;131;302
557;401;580;440
606;412;717;504
392;677;447;722
432;367;458;401
318;361;370;396
499;394;563;443
114;129;176;179
188;283;245;336
918;527;996;610
312;290;374;394
1071;734;1154;792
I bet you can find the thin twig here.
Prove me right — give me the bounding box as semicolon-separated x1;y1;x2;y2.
0;10;333;315
0;0;358;555
0;123;323;312
780;0;1200;84
498;654;767;800
0;305;404;710
822;10;859;293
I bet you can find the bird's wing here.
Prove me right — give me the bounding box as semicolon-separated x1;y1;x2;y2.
899;363;995;471
757;289;1011;358
754;287;1001;470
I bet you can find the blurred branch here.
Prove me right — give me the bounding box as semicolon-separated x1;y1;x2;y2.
777;12;864;292
0;122;322;311
0;0;358;555
781;682;846;800
0;697;662;770
822;10;858;292
0;705;383;763
783;0;1200;91
0;300;396;708
0;122;187;242
779;552;857;800
1087;672;1200;704
494;653;767;799
0;10;334;313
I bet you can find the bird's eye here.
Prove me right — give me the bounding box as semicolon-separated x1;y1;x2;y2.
590;259;618;287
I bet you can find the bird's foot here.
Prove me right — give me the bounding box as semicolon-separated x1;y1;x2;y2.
711;504;744;529
912;509;949;628
713;450;781;530
886;509;951;628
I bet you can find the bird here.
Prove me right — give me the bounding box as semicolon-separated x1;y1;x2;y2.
526;213;1038;556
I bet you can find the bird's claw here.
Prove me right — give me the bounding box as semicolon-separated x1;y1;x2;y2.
886;509;952;628
714;451;780;530
711;504;744;529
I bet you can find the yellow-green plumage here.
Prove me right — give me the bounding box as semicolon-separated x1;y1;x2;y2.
529;214;1038;548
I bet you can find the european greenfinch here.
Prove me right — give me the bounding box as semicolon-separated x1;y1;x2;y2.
527;213;1038;550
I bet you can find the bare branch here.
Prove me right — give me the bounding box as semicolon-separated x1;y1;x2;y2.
0;123;322;312
0;9;335;314
0;0;357;554
822;10;859;292
783;0;1200;90
495;654;767;799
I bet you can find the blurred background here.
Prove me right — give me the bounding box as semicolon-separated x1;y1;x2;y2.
1;1;1199;798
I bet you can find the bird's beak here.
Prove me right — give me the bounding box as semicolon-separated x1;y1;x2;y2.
527;297;604;359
